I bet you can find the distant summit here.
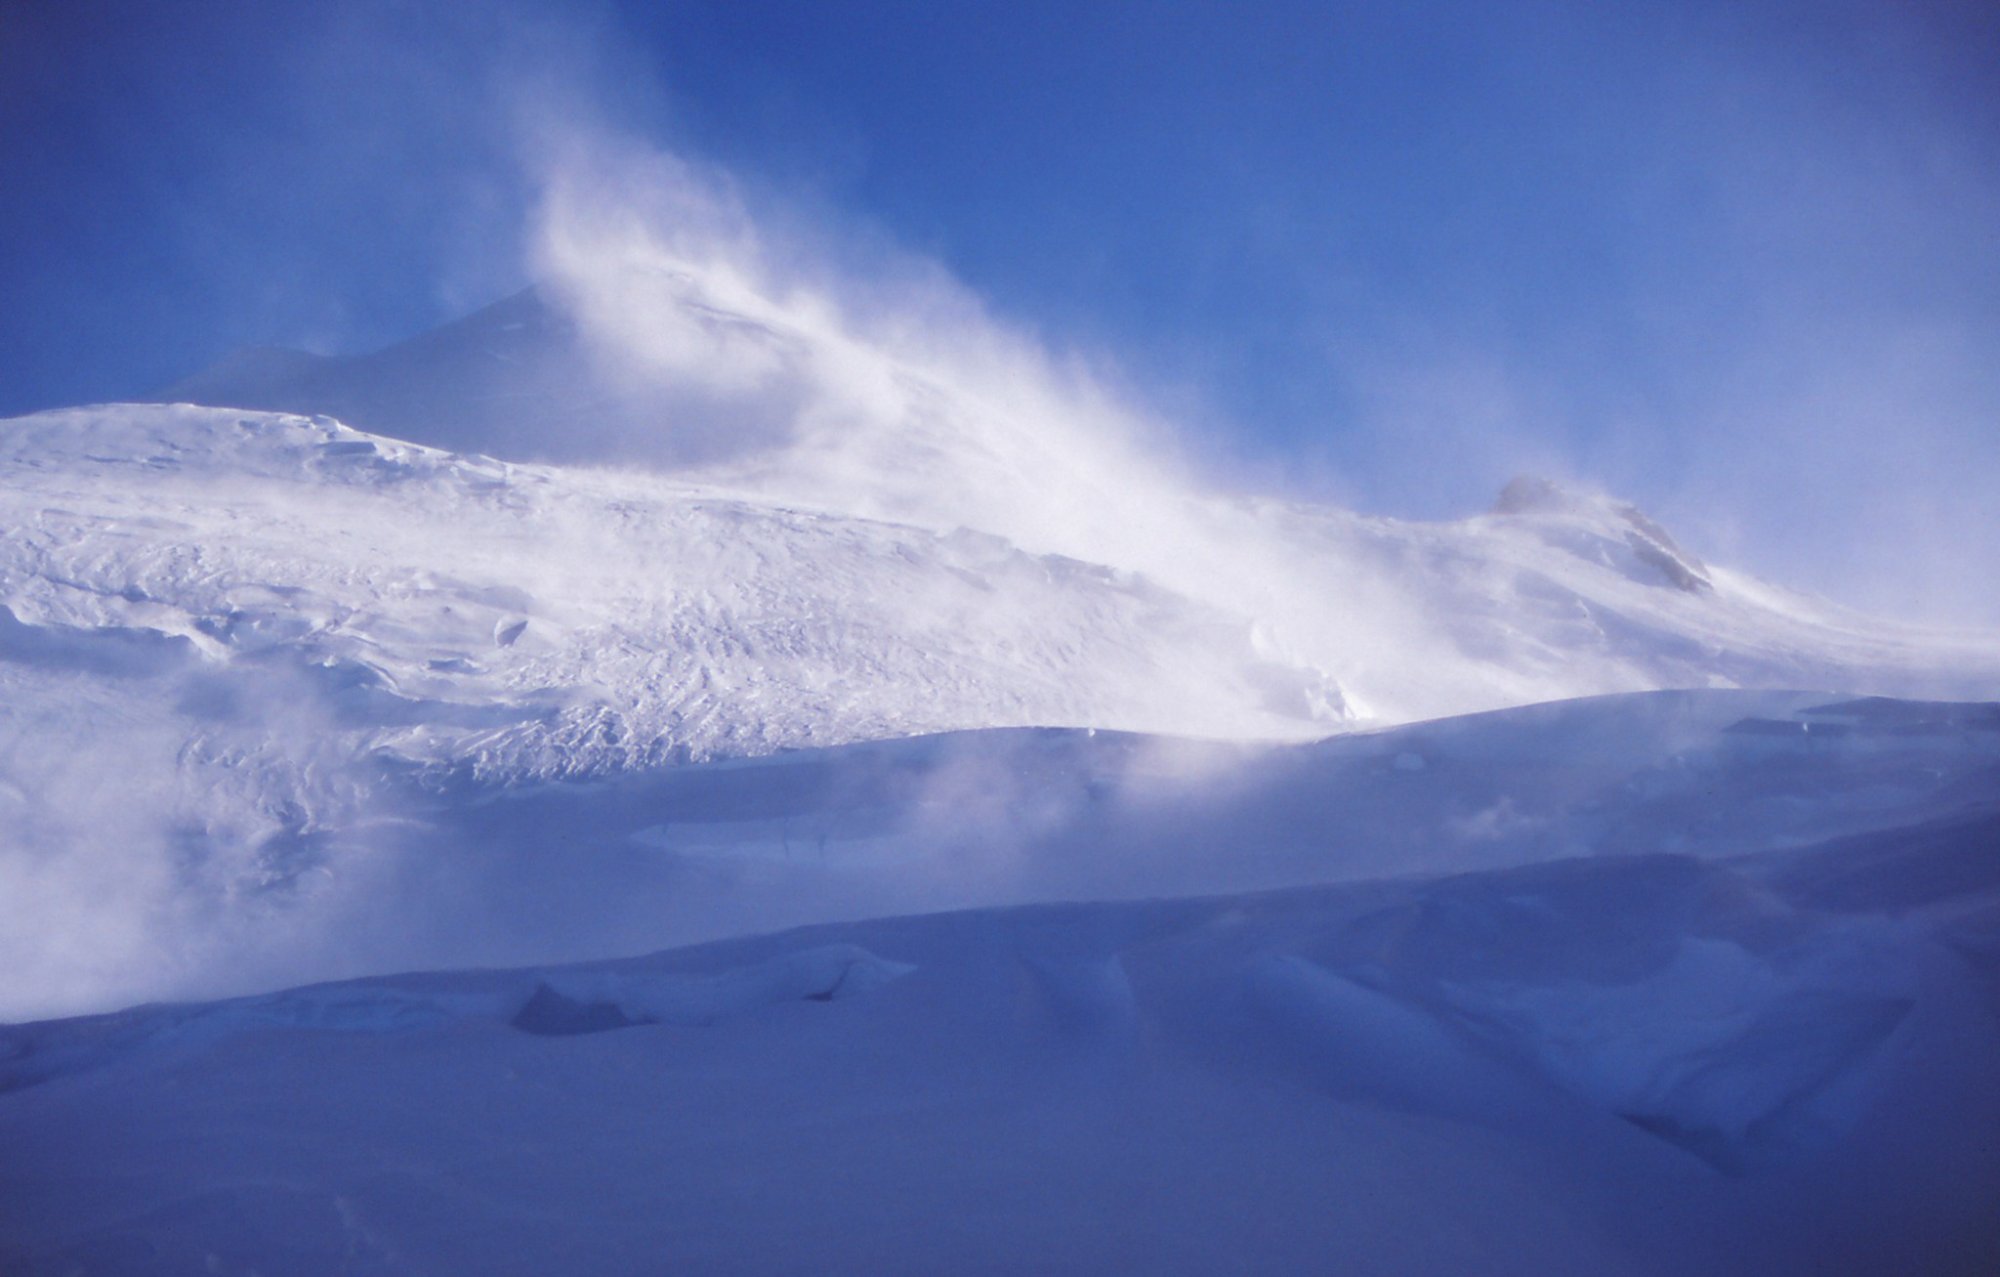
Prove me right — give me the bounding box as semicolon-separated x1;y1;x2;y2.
1493;474;1711;594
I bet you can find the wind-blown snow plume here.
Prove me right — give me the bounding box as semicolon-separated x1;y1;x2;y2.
521;130;1410;717
528;132;1198;563
515;126;2000;724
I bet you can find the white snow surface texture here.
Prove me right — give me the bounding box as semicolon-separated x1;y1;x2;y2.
4;399;1992;778
3;281;2000;1273
4;396;1995;1016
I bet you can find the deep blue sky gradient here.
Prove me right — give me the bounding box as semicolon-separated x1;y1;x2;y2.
2;0;1996;617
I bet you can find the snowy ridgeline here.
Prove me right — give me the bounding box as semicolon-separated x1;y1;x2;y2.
2;766;1997;1272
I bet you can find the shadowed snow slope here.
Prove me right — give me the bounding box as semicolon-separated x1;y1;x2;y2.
3;758;1997;1274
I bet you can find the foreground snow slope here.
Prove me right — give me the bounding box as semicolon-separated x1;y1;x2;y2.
4;712;1996;1273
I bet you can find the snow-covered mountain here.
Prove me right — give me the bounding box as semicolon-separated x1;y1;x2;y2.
7;32;1992;1272
153;276;2000;722
6;262;2000;1272
7;272;2000;1018
5;390;1990;814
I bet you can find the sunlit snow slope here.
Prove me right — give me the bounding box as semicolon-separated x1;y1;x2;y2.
155;277;2000;727
4;402;1331;775
4;384;1997;1019
7;392;1992;801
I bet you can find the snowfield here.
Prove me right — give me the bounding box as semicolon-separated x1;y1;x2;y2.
3;697;1998;1272
142;279;2000;734
4;397;1996;1020
2;401;1343;775
3;274;1999;1271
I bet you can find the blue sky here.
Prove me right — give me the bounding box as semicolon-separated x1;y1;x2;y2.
2;0;1996;620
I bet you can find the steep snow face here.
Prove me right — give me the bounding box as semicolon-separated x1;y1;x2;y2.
154;286;759;469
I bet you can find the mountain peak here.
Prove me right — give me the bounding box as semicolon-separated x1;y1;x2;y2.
1491;475;1712;593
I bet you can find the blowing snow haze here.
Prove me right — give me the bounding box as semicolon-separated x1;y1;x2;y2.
4;3;2000;1274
